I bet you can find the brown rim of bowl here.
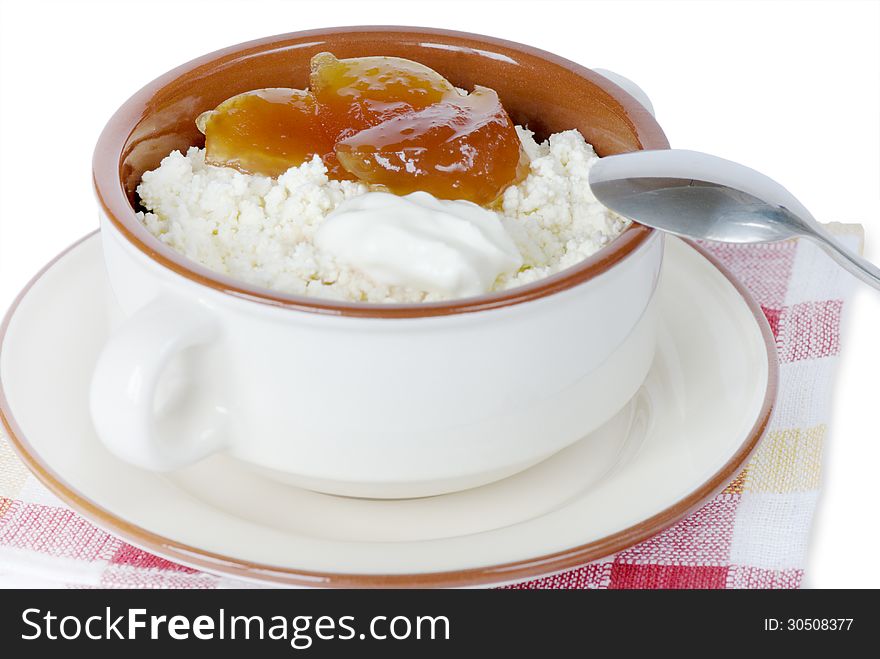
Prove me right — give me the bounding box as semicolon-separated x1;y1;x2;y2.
0;231;778;588
92;26;668;319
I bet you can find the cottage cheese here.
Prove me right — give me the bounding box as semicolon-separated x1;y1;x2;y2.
136;128;628;303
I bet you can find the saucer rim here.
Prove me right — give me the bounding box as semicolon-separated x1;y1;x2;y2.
0;231;778;588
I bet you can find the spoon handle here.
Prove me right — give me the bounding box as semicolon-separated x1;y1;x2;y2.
801;222;880;291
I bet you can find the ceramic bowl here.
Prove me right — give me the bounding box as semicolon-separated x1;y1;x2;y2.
90;27;669;498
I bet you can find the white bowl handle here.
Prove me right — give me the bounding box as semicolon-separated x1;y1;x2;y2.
89;296;227;471
593;68;655;117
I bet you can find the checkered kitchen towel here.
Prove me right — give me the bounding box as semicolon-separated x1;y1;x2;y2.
0;224;863;588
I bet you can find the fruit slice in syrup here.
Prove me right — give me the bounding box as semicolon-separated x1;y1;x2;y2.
310;52;457;138
334;86;527;205
196;88;331;178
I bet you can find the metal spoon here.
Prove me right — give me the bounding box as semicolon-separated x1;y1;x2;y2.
588;149;880;289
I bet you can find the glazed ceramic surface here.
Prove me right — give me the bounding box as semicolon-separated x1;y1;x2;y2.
0;234;776;587
89;29;669;496
95;220;662;496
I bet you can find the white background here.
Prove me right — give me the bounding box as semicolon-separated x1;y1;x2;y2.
1;0;878;587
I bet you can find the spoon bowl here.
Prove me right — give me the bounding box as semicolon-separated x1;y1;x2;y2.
589;149;880;290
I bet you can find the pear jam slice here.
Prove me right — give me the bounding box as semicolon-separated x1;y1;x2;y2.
335;86;527;205
196;53;528;203
310;52;456;137
196;88;332;178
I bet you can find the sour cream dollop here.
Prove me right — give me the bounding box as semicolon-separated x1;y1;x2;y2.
315;191;523;298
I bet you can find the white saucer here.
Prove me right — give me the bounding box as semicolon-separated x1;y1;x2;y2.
0;233;776;587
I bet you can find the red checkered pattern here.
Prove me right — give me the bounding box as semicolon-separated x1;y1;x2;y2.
507;226;862;589
0;226;862;588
